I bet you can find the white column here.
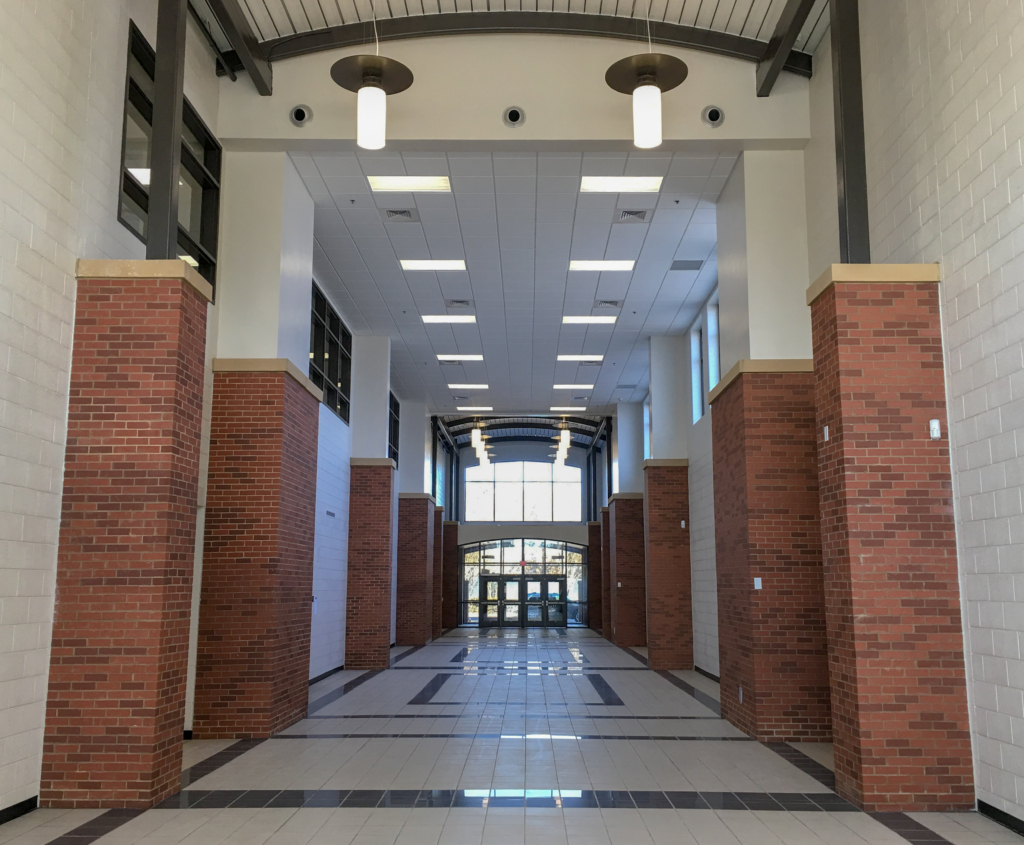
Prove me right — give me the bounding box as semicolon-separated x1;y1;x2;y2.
649;335;689;460
398;400;431;494
350;335;392;459
716;150;812;373
215;151;314;369
614;402;645;493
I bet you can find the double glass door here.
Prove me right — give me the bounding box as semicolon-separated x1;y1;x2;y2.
480;575;567;628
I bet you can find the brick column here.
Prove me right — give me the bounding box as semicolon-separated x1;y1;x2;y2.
396;494;435;645
194;360;320;738
643;460;692;670
809;264;972;812
609;494;646;647
433;507;444;639
587;522;603;634
42;260;210;808
709;362;829;742
442;522;460;629
345;459;398;669
600;508;611;642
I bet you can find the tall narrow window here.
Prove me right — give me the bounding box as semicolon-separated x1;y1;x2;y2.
309;284;352;422
388;393;400;466
119;22;221;285
707;302;721;390
691;325;705;423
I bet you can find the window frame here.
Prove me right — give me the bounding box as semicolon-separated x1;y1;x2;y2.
118;21;222;287
464;460;582;523
309;283;353;423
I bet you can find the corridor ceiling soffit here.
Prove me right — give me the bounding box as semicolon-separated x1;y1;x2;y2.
220;0;830;86
443;415;606;448
303;149;725;413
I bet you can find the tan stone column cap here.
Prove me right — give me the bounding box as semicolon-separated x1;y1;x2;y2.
608;493;644;502
806;263;941;306
213;358;323;402
601;507;610;513
76;258;214;303
399;493;437;503
708;359;814;405
435;506;445;512
643;459;689;468
351;457;397;468
443;520;460;526
587;521;602;526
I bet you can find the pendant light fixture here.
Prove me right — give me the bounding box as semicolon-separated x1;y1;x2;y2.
330;7;412;151
605;54;687;149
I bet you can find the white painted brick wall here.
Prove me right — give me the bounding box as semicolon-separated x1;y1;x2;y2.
310;403;352;678
0;0;220;810
857;0;1024;821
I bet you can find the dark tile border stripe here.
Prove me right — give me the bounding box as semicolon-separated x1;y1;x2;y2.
654;670;722;716
871;812;956;844
585;674;625;705
0;795;36;827
694;665;720;683
308;669;383;714
408;673;453;704
181;738;265;788
269;733;752;740
308;664;346;686
979;800;1024;838
43;808;142;845
391;644;425;666
765;743;835;791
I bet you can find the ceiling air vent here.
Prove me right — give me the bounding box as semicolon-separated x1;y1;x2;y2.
670;259;704;271
573;395;590;401
594;300;620;308
617;209;648;223
616;384;637;390
446;299;472;308
579;361;602;367
382;208;420;222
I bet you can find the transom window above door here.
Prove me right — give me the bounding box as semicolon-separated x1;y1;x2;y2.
465;461;581;522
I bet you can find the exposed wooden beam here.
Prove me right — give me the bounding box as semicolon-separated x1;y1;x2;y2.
756;0;818;96
206;0;272;95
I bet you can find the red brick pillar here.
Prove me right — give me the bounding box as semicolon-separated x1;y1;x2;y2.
710;363;830;743
600;508;611;641
442;522;460;629
643;460;692;670
345;459;398;669
396;494;435;645
195;360;320;738
587;521;603;633
809;265;972;812
609;494;646;647
42;260;210;808
432;507;444;639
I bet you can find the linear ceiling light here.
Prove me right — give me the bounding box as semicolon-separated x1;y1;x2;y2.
557;354;604;362
401;259;466;271
580;176;663;192
562;316;617;324
437;354;483;361
569;260;634;272
459;406;493;411
551;406;587;412
554;384;594;389
448;383;489;389
422;314;476;323
368;175;451;192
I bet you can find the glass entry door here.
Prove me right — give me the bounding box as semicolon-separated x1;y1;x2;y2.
482;576;567;628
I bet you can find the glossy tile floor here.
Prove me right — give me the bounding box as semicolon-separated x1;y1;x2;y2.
2;629;1021;845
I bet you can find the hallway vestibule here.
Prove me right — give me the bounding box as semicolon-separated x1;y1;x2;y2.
2;630;1017;845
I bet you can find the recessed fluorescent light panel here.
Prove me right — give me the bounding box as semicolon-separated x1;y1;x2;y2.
448;384;489;389
554;384;594;390
569;260;635;272
401;260;466;271
580;176;663;193
557;354;604;362
422;315;476;323
458;406;493;411
562;316;617;324
368;175;451;192
551;406;587;412
437;354;483;361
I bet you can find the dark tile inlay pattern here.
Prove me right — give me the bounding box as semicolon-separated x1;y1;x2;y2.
180;738;265;788
407;673;454;704
308;669;383;715
655;670;722;716
43;808;142;845
766;742;836;791
390;644;425;666
585;674;625;705
872;812;957;844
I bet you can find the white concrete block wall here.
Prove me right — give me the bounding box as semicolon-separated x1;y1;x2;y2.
688;413;719;677
856;0;1024;820
310;403;352;679
0;0;220;810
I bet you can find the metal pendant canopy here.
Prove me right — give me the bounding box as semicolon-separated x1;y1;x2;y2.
330;54;413;94
605;53;688;94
